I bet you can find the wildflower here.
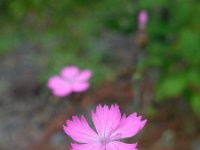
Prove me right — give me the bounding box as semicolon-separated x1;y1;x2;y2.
47;66;92;97
138;10;148;30
63;104;147;150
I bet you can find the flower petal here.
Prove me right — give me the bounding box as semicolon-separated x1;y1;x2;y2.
47;76;62;89
63;115;98;143
106;141;137;150
61;66;79;79
91;104;121;138
71;143;104;150
47;76;72;97
77;70;92;81
111;113;147;140
73;82;89;92
52;85;72;97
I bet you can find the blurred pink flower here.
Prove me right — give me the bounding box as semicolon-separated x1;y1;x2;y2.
63;104;147;150
47;66;92;97
138;10;148;30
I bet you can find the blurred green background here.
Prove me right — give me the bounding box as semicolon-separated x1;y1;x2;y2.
0;0;200;115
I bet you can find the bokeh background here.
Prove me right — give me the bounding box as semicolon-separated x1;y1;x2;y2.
0;0;200;150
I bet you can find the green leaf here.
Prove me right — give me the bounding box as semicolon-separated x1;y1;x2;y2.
156;75;188;100
191;94;200;117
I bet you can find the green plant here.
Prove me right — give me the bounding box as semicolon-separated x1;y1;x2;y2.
140;0;200;116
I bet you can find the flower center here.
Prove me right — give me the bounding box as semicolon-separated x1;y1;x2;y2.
61;76;76;84
98;132;123;147
67;78;75;84
99;136;111;146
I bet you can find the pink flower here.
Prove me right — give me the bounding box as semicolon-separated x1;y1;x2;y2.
138;10;148;30
47;66;92;97
63;104;147;150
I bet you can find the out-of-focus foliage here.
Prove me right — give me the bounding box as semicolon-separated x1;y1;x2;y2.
0;0;200;115
0;0;141;85
0;0;136;44
140;0;200;116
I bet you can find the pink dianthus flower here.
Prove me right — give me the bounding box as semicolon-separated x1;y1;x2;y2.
63;104;147;150
47;66;92;97
138;10;148;30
